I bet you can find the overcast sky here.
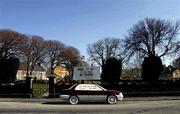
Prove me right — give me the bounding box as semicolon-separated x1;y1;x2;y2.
0;0;180;64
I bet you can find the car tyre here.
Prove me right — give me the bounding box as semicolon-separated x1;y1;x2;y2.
107;95;117;104
69;96;79;105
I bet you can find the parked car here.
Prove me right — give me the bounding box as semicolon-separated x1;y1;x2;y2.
60;83;123;104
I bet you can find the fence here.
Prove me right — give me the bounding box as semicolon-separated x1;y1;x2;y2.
0;77;33;98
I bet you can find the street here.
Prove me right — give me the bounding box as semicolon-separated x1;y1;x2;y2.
0;97;180;114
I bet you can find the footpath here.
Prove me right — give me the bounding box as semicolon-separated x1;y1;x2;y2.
0;96;180;103
0;98;63;103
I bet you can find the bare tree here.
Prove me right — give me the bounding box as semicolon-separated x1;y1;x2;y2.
63;46;81;76
21;35;46;76
173;43;180;68
124;18;180;60
0;29;26;83
87;38;123;68
124;18;180;81
0;29;27;59
172;56;180;68
122;62;142;80
44;40;65;74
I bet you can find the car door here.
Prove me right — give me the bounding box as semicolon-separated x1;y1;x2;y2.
87;84;107;101
74;84;89;101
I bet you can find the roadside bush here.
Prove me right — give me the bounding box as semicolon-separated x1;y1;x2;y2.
101;57;122;85
0;57;19;84
142;56;163;82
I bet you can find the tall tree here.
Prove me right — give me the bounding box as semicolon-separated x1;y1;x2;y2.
0;29;25;83
63;46;81;77
21;35;46;76
124;18;180;59
0;29;26;59
172;44;180;68
124;18;180;81
44;40;65;74
87;38;123;68
172;56;180;68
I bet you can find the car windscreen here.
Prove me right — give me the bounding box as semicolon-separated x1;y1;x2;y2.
68;84;78;90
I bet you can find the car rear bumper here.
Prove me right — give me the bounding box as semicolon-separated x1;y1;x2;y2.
60;95;70;100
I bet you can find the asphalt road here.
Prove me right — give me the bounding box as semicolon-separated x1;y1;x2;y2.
0;97;180;114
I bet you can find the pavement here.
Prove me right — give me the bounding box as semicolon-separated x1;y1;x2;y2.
0;96;180;103
0;98;63;103
1;97;180;114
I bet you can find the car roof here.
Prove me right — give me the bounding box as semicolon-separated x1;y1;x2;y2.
68;83;105;90
77;84;98;86
75;83;106;90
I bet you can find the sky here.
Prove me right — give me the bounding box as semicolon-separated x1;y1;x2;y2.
0;0;180;64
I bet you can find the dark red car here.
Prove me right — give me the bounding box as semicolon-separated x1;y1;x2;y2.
60;84;123;104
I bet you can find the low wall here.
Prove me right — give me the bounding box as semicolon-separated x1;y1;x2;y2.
101;80;180;97
54;80;180;97
0;77;33;98
0;84;31;98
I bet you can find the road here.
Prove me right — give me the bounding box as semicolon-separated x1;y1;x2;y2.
0;98;180;114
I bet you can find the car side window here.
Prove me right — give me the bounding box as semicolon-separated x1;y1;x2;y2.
88;85;102;91
75;84;86;90
75;84;102;91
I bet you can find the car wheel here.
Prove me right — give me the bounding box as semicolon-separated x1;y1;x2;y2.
69;96;79;104
107;95;117;104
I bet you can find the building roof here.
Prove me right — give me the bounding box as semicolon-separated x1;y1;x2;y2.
18;64;46;72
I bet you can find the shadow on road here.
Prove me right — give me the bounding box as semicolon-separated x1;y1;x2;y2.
124;96;180;101
42;101;109;105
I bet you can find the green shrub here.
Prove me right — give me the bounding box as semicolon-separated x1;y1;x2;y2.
33;82;48;97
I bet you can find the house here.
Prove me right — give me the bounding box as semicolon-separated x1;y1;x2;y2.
173;68;180;78
160;65;180;80
16;64;47;80
53;66;69;78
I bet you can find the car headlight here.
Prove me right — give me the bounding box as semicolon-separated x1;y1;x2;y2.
119;92;123;97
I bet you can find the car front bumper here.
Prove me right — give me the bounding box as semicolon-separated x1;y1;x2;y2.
116;93;123;101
